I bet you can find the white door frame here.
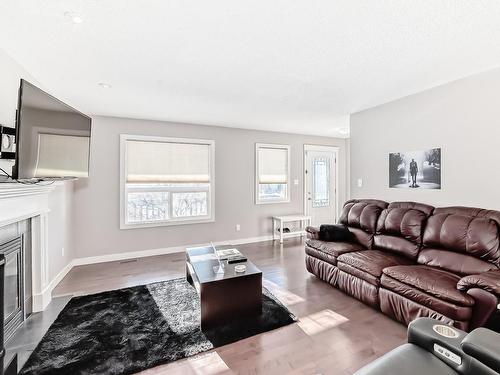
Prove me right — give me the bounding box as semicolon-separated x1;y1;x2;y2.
303;144;340;223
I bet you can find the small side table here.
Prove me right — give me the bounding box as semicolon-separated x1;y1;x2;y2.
272;215;312;244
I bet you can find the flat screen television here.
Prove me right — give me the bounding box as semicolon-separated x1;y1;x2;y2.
12;79;91;180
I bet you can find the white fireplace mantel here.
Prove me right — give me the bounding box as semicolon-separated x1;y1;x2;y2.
0;182;61;312
0;182;57;200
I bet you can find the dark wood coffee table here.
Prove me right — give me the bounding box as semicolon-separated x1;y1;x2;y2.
186;246;262;330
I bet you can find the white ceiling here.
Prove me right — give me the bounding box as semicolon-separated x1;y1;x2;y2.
1;1;500;138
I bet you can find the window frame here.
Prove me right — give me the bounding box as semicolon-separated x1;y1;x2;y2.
255;143;291;205
120;134;215;229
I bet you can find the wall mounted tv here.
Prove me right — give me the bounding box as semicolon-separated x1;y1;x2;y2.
13;79;92;180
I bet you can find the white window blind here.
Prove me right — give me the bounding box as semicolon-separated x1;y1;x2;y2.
126;140;211;183
120;135;215;229
255;143;290;204
257;146;288;184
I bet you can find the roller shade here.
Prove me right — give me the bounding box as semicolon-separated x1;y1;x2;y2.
35;134;90;178
126;140;211;183
258;146;288;184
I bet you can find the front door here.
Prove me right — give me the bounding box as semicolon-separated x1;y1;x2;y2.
304;145;338;226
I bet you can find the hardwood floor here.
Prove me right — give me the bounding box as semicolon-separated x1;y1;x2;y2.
52;238;407;374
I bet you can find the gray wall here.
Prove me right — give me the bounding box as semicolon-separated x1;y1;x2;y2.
350;66;500;209
0;49;75;281
73;116;348;258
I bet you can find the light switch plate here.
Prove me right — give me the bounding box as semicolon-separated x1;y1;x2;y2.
293;179;299;185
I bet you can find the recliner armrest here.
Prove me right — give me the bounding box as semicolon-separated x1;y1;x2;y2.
457;269;500;296
305;226;320;240
461;328;500;373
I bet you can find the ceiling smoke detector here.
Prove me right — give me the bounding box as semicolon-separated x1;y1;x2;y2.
98;82;112;89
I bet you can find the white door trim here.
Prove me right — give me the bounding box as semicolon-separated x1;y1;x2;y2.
303;144;340;223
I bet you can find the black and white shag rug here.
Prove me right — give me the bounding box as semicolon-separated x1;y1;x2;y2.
20;278;296;375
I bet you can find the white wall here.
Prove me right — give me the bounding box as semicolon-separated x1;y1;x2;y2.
0;49;75;282
47;181;75;280
350;66;500;209
73;116;348;258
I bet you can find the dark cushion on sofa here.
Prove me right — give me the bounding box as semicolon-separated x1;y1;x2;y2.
319;224;354;242
383;265;475;307
338;250;413;278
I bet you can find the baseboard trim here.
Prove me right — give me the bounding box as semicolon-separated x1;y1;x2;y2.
42;233;290;309
72;235;275;266
72;246;184;266
33;259;75;312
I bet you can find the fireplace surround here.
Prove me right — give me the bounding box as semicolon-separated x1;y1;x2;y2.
0;183;61;334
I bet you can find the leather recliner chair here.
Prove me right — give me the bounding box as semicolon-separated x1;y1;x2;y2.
355;317;500;375
305;199;500;331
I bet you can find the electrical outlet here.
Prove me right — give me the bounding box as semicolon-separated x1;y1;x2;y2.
293;179;299;186
236;224;241;231
61;247;65;256
357;178;363;188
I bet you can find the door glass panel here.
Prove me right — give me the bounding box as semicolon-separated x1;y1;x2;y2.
312;157;330;207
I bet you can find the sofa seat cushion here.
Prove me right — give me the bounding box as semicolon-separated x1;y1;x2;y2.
305;246;337;265
306;239;365;259
338;250;413;279
381;274;473;321
383;265;475;307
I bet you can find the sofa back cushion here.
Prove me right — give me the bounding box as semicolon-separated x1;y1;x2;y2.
420;206;500;273
339;199;387;248
418;248;497;275
373;202;434;260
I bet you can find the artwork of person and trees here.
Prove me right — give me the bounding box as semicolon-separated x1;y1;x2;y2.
389;148;441;189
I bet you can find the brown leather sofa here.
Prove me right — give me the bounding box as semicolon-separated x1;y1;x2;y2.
305;199;500;331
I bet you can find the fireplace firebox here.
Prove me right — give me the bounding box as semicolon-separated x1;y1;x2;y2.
0;219;32;344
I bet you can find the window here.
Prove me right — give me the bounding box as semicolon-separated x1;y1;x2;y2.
255;143;290;204
120;135;215;228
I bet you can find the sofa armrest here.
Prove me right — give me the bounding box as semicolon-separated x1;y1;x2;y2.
305;226;320;240
457;269;500;296
461;327;500;373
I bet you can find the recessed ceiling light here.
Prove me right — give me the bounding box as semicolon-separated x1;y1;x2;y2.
64;11;83;24
98;82;112;89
